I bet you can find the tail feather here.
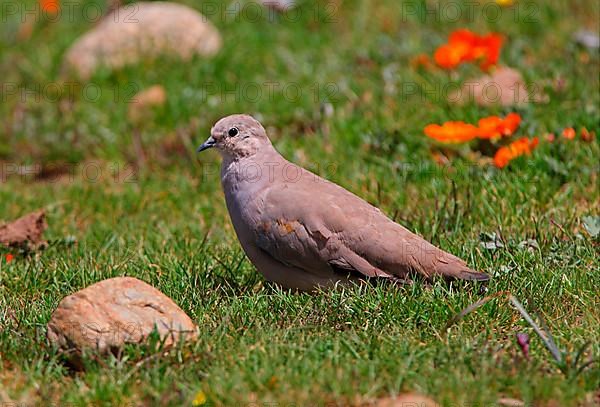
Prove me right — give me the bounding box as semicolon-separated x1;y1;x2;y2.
434;254;490;281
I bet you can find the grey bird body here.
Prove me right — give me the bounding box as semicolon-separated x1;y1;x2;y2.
200;114;489;291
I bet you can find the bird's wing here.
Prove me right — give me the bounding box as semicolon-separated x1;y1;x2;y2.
254;165;488;282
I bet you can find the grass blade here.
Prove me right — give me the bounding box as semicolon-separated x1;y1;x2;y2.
509;295;563;364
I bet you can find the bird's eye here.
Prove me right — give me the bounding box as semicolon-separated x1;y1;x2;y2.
228;127;239;137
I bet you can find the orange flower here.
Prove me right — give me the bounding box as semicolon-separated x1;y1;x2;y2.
434;29;503;71
411;53;433;69
498;113;521;135
424;121;479;143
477;116;504;139
435;29;476;69
562;127;576;140
493;137;539;168
493;147;513;168
40;0;59;14
448;29;478;45
474;33;503;70
434;44;469;69
5;254;14;263
477;113;521;139
580;127;596;142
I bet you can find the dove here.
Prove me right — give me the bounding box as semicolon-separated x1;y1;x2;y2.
198;114;490;291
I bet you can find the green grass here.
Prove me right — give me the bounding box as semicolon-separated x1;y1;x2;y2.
1;0;599;405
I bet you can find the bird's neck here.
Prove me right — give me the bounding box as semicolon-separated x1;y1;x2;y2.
220;144;286;187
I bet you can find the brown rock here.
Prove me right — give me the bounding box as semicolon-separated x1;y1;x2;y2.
62;2;222;79
448;66;544;106
0;210;47;250
369;393;440;407
47;277;198;356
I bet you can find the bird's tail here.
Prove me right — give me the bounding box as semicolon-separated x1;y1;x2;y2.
433;254;490;282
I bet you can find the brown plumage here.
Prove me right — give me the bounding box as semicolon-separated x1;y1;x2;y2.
198;114;490;291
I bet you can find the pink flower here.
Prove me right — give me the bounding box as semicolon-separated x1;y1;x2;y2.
516;332;530;359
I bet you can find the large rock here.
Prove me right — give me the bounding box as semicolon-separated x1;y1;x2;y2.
47;277;198;356
63;2;221;79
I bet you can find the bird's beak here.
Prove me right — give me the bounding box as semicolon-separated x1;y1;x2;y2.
197;136;216;152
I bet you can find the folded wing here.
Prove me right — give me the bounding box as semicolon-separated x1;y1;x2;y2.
253;166;489;282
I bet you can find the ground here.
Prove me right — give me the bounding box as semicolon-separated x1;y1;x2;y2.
0;0;599;405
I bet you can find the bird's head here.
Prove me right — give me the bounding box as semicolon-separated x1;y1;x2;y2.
198;114;271;159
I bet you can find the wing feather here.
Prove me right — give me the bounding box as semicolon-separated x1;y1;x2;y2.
252;164;488;282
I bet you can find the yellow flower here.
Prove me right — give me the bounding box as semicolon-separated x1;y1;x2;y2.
496;0;515;6
192;390;207;406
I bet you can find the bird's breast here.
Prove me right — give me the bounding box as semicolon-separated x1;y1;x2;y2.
221;161;267;229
